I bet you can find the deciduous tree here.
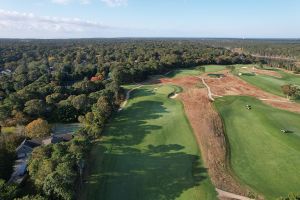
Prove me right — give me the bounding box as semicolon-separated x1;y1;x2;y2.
24;99;46;117
25;118;51;138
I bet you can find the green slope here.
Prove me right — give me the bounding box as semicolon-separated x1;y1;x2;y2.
81;85;217;200
214;96;300;199
236;66;300;98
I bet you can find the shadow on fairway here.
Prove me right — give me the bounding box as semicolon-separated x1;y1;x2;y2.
86;145;208;200
103;100;168;146
82;98;209;200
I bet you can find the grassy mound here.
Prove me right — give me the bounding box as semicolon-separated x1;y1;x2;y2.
214;96;300;199
81;85;217;200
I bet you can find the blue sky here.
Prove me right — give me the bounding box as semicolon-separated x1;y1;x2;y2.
0;0;299;38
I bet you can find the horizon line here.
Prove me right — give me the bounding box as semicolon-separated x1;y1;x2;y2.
0;37;300;40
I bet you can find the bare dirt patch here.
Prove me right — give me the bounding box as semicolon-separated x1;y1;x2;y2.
149;72;300;199
217;189;253;200
250;67;282;78
205;73;274;97
264;100;300;113
179;88;250;196
204;74;300;113
158;76;200;89
154;75;252;197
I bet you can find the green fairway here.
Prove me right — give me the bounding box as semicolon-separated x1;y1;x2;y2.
81;85;216;200
214;96;300;199
165;68;203;78
165;65;226;78
203;65;227;73
166;69;202;78
235;66;300;98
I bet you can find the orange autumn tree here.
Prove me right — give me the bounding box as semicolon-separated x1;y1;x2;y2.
25;118;51;138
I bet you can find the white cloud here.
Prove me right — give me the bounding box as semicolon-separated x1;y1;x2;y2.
0;9;111;37
101;0;127;7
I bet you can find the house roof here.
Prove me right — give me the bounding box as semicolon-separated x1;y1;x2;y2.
15;134;74;155
16;139;40;153
24;140;41;148
16;145;32;155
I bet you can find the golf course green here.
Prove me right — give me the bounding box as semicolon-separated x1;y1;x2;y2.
236;66;300;98
81;85;217;200
165;65;226;78
214;96;300;199
204;65;227;73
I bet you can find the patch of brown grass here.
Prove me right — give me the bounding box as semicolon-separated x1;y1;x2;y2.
179;88;249;195
148;71;300;198
205;74;300;113
251;67;282;78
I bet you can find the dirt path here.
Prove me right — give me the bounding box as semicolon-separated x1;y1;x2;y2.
143;75;252;198
217;189;253;200
259;98;289;103
153;72;253;197
154;73;285;199
201;77;215;101
118;85;142;112
204;72;300;113
178;88;252;198
142;70;300;199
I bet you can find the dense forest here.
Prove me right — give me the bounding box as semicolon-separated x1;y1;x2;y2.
0;39;254;126
0;39;255;200
203;39;300;72
203;39;300;59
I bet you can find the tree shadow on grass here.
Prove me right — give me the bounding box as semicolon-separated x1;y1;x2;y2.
130;87;157;98
84;144;208;200
104;100;168;146
81;93;210;200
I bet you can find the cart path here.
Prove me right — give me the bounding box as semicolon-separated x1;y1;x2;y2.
217;188;253;200
200;77;215;101
118;85;142;112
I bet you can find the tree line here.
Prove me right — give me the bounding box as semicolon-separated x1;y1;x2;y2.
0;39;254;200
201;39;300;72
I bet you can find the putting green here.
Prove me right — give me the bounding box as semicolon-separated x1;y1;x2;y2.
203;65;227;73
81;85;217;200
165;68;203;78
165;65;226;78
214;96;300;199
